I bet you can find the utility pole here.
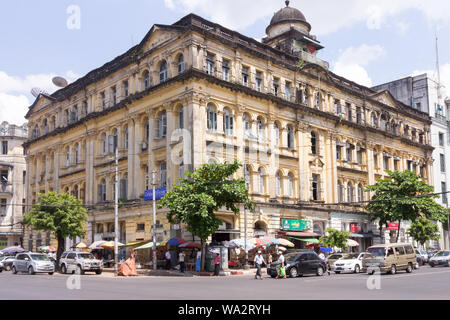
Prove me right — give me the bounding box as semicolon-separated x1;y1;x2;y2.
244;166;249;269
152;169;157;270
114;143;119;276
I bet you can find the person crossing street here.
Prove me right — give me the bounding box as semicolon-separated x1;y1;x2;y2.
254;251;265;280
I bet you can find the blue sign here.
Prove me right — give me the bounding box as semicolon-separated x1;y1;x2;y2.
144;188;167;201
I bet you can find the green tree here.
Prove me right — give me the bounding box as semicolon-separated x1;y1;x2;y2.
24;192;88;264
408;217;441;248
319;228;350;251
365;170;449;243
158;160;255;271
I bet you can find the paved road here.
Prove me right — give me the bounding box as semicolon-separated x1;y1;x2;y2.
1;265;449;300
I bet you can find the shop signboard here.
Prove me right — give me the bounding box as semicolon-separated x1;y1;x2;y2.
144;187;167;201
282;219;312;231
386;222;399;231
350;223;359;233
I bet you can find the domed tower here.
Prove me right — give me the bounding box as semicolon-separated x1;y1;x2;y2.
263;1;327;68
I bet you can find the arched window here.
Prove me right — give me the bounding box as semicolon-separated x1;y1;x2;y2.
358;184;364;203
179;107;184;129
158;111;167;138
124;125;129;150
347;183;354;203
258;168;265;194
223;108;234;136
244;164;250;191
257;117;264;139
287;125;294;149
177;55;184;74
288;173;294;197
109;128;118;153
74;143;79;164
66;146;70;167
98;179;106;203
207;104;217;131
275;171;281;196
143;71;150;90
274;122;280;146
381;114;388;131
243;113;250;138
102;133;107;155
311;131;317;155
159;60;168;83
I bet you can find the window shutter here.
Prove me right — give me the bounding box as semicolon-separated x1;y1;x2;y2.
97;184;102;203
120;179;127;201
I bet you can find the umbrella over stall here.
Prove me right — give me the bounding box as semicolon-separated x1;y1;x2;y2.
178;241;202;249
0;246;25;255
89;241;107;250
165;238;187;246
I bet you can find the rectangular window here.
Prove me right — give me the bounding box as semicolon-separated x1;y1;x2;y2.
373;153;378;168
256;71;262;92
206;53;215;75
137;224;145;232
442;182;447;205
112;87;117;105
346;103;352;121
335;100;342;115
357;148;363;164
273;78;279;96
312;174;319;201
346;145;352;162
1;170;8;183
439;133;444;147
336;146;342;160
101;92;106;110
407;160;412;171
124;81;129;97
22;198;25;214
394;159;400;171
285;82;291;101
242;66;249;86
383;156;389;171
440;154;446;173
356;108;362;124
0;199;6;216
1;141;7;155
160;162;167;188
222;60;229;81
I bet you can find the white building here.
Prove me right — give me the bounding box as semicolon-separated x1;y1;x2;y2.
373;74;449;249
0;122;27;248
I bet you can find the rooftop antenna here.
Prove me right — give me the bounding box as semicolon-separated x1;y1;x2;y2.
31;87;48;98
52;76;68;88
435;30;443;101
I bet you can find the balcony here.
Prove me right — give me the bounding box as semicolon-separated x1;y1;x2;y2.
296;50;329;70
0;183;13;195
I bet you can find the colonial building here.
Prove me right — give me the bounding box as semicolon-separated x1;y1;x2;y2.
374;73;449;249
0;122;27;249
24;2;433;252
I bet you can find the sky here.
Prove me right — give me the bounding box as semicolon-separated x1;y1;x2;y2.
1;0;450;125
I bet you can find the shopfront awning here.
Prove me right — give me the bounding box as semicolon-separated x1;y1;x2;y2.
278;231;320;237
351;233;381;238
296;238;320;243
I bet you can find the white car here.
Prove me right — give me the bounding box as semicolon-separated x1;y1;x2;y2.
333;252;371;274
429;250;450;267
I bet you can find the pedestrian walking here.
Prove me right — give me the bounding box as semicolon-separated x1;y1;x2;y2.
165;250;171;270
276;251;286;279
179;251;186;273
195;249;202;272
213;253;221;276
318;250;330;275
254;251;265;280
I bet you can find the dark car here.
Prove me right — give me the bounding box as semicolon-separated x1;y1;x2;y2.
267;250;327;278
1;256;16;271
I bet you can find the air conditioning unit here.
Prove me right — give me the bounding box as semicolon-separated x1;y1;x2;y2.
141;142;147;151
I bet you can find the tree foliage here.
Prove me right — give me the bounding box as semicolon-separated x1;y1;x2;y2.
158;160;255;242
408;217;441;247
365;170;449;242
24;192;88;261
319;228;350;250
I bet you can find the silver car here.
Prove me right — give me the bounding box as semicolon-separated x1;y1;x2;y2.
59;251;103;275
12;253;55;275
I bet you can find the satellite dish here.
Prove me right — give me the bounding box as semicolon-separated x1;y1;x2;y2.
31;87;43;98
52;76;68;88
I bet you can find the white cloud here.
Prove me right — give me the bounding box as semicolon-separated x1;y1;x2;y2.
0;71;80;125
163;0;450;36
332;45;386;87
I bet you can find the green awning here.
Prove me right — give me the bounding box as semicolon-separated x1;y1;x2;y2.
288;236;320;243
135;242;160;250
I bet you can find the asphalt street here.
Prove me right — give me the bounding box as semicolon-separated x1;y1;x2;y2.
0;265;449;300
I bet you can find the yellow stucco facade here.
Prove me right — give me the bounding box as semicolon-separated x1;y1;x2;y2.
23;9;433;251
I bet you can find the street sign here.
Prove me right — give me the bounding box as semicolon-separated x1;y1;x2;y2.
144;187;167;201
386;222;399;231
282;219;312;231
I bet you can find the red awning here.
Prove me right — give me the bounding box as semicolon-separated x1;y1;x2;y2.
278;231;320;237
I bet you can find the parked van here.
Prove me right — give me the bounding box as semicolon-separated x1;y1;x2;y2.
362;243;416;275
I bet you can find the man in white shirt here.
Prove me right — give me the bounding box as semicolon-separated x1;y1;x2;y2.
165;250;171;270
179;251;186;273
254;251;265;280
276;252;286;279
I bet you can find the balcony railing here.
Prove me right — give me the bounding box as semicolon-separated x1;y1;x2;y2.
295;50;330;70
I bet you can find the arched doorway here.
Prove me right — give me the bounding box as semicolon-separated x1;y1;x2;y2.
254;221;268;238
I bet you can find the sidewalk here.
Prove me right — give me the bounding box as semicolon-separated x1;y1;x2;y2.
102;267;267;277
